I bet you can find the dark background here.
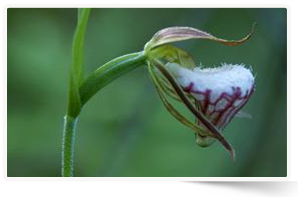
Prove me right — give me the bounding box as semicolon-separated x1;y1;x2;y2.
7;8;287;177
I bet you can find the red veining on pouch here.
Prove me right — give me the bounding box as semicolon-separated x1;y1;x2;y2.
183;82;254;130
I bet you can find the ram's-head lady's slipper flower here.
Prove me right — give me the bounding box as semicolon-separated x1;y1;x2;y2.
145;24;256;159
167;63;255;144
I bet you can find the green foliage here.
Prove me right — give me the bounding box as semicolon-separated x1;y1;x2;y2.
68;8;91;118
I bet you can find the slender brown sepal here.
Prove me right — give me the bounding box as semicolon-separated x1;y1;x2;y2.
146;23;256;51
151;59;235;160
148;62;211;136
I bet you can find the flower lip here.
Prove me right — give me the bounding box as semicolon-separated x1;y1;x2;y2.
167;63;254;102
167;62;255;131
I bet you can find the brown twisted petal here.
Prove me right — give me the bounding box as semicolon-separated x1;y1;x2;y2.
148;23;256;49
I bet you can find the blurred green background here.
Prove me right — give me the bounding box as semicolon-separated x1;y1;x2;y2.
7;8;287;177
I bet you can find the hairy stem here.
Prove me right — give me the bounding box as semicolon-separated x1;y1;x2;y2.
62;116;78;177
62;52;146;177
62;8;90;177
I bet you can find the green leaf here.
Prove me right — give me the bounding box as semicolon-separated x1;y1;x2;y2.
72;8;91;86
77;8;83;20
67;8;91;118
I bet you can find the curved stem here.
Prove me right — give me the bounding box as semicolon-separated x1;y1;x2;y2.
62;51;147;177
62;116;78;177
62;9;147;177
79;51;146;105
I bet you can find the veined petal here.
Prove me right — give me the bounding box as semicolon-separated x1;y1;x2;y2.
145;24;256;50
167;62;255;131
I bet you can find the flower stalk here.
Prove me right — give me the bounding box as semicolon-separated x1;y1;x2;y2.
79;52;146;105
62;8;91;177
62;116;77;177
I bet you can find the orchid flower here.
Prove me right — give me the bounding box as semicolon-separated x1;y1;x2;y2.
145;24;256;159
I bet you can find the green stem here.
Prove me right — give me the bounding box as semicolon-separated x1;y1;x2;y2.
79;51;147;105
62;116;78;177
62;8;90;177
61;52;147;177
62;9;147;177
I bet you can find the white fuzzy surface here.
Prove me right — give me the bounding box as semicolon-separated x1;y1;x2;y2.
166;63;255;103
